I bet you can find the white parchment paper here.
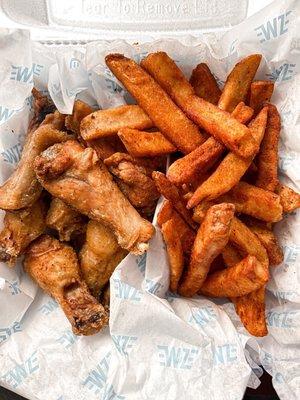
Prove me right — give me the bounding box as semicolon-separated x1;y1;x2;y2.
0;0;299;398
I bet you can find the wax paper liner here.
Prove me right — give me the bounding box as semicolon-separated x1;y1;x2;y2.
0;0;299;398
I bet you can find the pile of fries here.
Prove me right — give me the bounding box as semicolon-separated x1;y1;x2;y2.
1;51;299;338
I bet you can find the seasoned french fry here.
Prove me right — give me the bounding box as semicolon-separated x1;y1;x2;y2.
118;128;176;157
189;63;221;104
106;54;204;154
276;183;300;213
187;107;268;208
142;52;258;158
218;54;262;112
80;105;153;141
230;217;269;267
222;244;242;268
157;200;174;227
65;100;94;134
249;80;274;114
178;203;235;297
256;104;280;191
220;181;283;222
243;217;283;266
200;255;268;298
232;287;268;337
231;102;254;124
152;172;197;230
161;219;184;292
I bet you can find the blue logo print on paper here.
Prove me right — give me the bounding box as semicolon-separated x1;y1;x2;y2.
157;345;199;369
104;69;123;94
10;63;43;83
266;63;296;82
111;335;137;356
283;245;300;264
0;106;15;124
82;352;111;395
38;299;59;315
113;279;142;301
69;58;81;69
1;351;39;389
189;306;218;327
267;311;298;328
213;344;237;365
135;253;146;276
273;291;297;301
0;322;22;344
165;291;180;303
133;52;148;63
103;385;125;400
1;143;23;165
8;281;21;296
278;152;297;173
145;279;163;295
254;11;292;43
56;330;78;349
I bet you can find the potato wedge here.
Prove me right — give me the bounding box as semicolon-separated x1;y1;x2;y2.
189;63;221;104
161;219;184;293
106;54;204;154
232;287;268;337
200;255;268;298
256;104;281;192
231;102;254;124
142;52;258;158
118;128;176;157
187;106;268;208
80;105;153;141
218;54;262;112
65;100;94;134
152;172;197;230
178;203;235;297
249;80;274;114
276;183;300;213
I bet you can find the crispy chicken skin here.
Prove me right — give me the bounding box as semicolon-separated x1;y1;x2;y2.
34;140;154;254
46;198;87;242
0;198;47;266
29;88;57;132
24;235;108;335
79;220;127;297
104;152;160;216
0;125;70;210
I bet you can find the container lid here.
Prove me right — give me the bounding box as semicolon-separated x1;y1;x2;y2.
0;0;273;41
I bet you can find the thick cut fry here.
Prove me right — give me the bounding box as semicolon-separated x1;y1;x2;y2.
187;106;268;208
46;198;87;242
80;105;153;141
106;54;204;154
118;128;176;157
200;255;268;298
65;100;94;134
256;104;280;191
189;63;221;104
230;217;269;267
152;172;197;230
222;244;242;268
88;136;125;161
243;217;283;266
161;219;184;293
34;140;154;254
167;137;223;185
231;102;254;124
0;125;70;210
232;287;268;337
249;81;274;114
178;203;235;297
157;200;196;255
220;181;283;222
25;235;108;335
141;52;257;158
276;183;300;213
218;54;262;112
0;198;47;266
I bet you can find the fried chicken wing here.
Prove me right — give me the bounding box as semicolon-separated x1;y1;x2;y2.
24;235;108;335
46;198;87;242
34;140;154;254
0;125;70;210
29;88;56;132
0;198;47;266
104;153;160;216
